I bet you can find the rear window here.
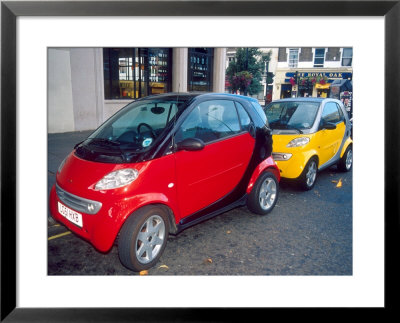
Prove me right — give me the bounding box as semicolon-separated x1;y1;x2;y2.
250;101;269;127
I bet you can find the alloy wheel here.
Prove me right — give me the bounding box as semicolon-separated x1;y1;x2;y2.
306;160;317;187
259;177;277;210
345;149;353;170
135;215;166;264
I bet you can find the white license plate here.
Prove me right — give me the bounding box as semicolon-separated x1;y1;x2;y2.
58;202;83;227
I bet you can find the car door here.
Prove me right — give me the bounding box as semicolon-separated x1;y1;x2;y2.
174;99;255;219
316;101;346;166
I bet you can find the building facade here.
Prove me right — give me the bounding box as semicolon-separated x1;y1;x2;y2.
48;47;226;133
272;48;353;112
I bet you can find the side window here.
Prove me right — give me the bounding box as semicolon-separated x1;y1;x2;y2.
337;103;344;120
175;100;241;144
235;102;251;131
321;102;341;124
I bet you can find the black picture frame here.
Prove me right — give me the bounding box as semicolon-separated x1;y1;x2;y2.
1;1;398;321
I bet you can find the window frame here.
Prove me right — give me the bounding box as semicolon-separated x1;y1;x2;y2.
342;47;353;66
288;48;299;68
314;48;326;67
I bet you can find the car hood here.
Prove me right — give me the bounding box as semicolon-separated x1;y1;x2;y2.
56;151;145;199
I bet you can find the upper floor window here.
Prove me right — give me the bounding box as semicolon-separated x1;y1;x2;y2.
288;48;299;68
314;48;325;67
342;48;353;66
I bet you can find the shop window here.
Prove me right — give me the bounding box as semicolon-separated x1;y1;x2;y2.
314;48;325;67
288;49;299;68
148;48;171;95
103;48;171;100
342;48;353;66
188;48;214;92
281;84;292;99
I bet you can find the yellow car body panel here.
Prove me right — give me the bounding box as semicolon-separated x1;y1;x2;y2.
340;136;353;158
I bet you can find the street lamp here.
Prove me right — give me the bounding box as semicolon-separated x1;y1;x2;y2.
264;61;269;107
244;48;249;96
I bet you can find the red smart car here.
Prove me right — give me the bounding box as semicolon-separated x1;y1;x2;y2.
49;93;280;271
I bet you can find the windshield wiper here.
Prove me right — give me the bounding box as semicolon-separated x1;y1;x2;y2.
270;121;303;134
87;138;130;162
288;127;303;134
89;138;121;146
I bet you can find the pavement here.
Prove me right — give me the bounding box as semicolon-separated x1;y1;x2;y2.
48;130;94;224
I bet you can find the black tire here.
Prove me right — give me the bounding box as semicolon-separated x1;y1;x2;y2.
298;157;318;191
247;171;279;215
337;145;353;172
118;205;169;272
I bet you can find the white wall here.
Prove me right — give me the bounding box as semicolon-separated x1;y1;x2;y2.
48;48;105;133
70;48;103;131
48;48;75;133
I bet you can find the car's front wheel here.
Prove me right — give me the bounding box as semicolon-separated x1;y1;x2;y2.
298;157;318;190
118;205;169;272
247;171;279;215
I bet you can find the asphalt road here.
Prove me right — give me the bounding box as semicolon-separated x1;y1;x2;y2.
48;163;352;276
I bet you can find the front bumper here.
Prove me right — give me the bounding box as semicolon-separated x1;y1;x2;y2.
273;151;312;179
49;184;128;252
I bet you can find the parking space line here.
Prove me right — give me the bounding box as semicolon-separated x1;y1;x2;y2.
48;231;71;241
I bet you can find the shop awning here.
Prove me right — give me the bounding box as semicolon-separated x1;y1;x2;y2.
330;79;352;92
315;83;331;90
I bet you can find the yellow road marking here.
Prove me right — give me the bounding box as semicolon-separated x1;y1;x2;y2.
48;231;71;241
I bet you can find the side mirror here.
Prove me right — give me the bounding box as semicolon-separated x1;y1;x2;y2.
176;138;205;151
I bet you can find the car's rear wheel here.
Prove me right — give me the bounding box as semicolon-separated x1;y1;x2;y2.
337;145;353;172
118;205;169;272
247;171;279;215
298;157;318;190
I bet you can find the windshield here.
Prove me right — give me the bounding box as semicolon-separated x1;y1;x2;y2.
265;101;320;131
87;98;186;151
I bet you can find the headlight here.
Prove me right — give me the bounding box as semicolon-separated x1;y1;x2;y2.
95;168;139;190
287;137;310;148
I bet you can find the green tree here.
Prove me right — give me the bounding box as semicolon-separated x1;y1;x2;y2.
226;48;272;95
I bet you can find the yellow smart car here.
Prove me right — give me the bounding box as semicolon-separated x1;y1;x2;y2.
264;98;353;190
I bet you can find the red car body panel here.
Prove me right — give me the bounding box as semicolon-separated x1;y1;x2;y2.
175;133;254;218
